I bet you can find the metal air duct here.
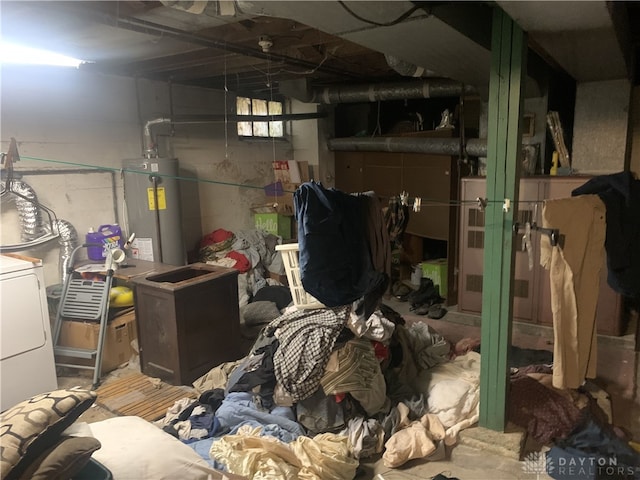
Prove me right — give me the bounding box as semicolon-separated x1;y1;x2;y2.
385;54;436;78
1;180;78;283
53;219;78;285
10;180;46;242
308;79;477;104
328;136;487;157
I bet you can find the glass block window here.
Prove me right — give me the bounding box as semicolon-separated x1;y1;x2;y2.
237;96;284;138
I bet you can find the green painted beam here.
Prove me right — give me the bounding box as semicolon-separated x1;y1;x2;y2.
479;7;527;431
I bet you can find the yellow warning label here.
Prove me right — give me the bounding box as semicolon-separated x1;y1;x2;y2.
147;187;167;210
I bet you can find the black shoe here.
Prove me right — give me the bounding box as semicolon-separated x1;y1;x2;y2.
408;278;443;311
411;304;430;315
427;305;447;319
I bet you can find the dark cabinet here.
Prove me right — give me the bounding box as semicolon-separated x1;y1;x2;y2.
132;263;240;385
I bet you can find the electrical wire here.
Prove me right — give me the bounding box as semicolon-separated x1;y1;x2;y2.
278;51;330;75
337;1;421;27
249;50;330;77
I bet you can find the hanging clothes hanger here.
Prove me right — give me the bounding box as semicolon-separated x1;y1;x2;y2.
513;220;560;247
394;190;561;247
390;191;560;247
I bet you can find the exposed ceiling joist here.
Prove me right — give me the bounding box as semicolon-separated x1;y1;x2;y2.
1;1;638;96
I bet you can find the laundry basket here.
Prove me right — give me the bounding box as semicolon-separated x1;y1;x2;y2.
275;243;325;309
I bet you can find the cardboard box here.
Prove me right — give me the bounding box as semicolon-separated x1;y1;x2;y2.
266;160;309;216
57;310;137;375
422;259;448;298
265;181;297;215
254;213;292;239
265;195;295;215
272;161;310;184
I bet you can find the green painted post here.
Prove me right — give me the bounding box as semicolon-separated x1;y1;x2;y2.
479;8;526;431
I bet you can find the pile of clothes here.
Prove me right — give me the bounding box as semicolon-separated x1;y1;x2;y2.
197;228;286;308
155;302;481;479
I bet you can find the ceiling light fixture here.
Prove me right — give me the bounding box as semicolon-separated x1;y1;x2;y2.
258;35;273;53
0;41;86;67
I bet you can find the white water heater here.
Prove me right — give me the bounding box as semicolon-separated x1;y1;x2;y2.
122;158;186;266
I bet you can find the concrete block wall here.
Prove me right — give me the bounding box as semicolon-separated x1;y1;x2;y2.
572;79;632;174
0;66;311;286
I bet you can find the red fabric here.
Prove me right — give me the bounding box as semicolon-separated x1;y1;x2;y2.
201;229;234;247
372;341;389;362
226;251;251;273
508;374;584;445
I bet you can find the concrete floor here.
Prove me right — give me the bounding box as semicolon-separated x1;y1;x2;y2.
57;297;639;480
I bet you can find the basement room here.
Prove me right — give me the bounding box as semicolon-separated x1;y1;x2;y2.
1;1;639;479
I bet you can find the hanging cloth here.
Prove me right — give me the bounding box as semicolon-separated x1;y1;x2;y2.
294;181;388;309
540;195;606;389
384;195;409;250
572;171;640;298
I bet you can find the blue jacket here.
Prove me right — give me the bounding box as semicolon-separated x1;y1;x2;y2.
294;181;387;307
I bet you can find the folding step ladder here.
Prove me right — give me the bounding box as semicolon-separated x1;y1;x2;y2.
52;244;114;389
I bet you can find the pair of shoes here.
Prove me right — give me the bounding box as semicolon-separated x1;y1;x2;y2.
408;277;443;311
411;303;447;318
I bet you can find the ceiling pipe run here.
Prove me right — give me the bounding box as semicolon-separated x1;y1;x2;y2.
308;79;477;104
142;111;327;157
328;136;487;157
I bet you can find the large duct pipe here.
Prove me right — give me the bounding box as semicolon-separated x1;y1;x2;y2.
309;79;477;104
51;219;78;285
1;180;78;283
8;180;46;242
328;136;487;157
385;54;436;78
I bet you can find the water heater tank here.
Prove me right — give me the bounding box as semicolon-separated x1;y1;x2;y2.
122;158;186;266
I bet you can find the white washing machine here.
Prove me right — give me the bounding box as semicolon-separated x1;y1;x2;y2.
0;255;58;411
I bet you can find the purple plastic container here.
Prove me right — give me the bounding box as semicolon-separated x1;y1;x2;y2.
86;224;124;260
